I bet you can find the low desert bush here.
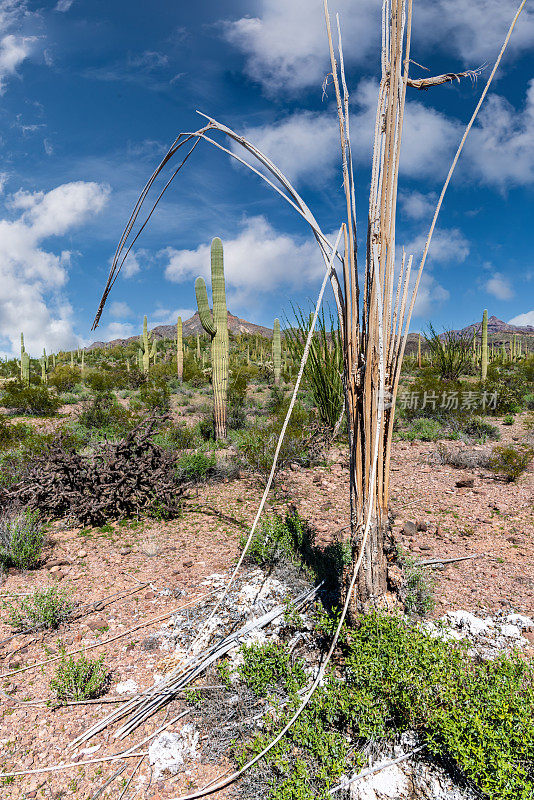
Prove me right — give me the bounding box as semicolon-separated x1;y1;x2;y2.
48;366;81;394
6;586;74;631
0;510;44;570
503;414;515;425
77;391;135;435
238;640;307;698
50;651;110;702
396;546;435;615
489;443;533;482
1;382;61;416
176;450;216;483
434;443;492;470
239;613;534;800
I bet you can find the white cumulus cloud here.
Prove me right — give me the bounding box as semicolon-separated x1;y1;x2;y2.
0;180;110;356
109;301;133;319
508;310;534;327
162;216;329;310
0;33;35;93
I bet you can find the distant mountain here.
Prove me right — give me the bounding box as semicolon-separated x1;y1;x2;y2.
87;311;274;350
457;315;534;337
87;313;533;352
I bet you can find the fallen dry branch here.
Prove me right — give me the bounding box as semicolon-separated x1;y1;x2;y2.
407;67;482;89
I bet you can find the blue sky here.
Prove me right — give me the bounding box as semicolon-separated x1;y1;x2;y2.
0;0;533;356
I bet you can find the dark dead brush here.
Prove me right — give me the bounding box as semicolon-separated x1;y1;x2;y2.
0;417;187;525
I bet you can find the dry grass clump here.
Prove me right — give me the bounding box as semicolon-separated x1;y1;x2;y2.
433;443;492;470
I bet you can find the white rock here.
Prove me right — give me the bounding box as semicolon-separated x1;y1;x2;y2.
148;726;199;779
498;624;521;639
506;613;533;629
352;763;410;800
114;679;139;694
446;611;489;637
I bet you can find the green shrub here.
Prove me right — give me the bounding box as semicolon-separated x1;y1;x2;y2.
50;651;110;702
176;450;216;482
136;379;170;413
0;510;44;570
489;443;533;482
84;370;117;392
1;382;61;416
152;422;196;451
396;417;444;441
77;391;135;434
238;640;307;697
198;416;216;442
6;586;74;631
48;366;81;394
240;613;534;800
244;511;314;568
397;547;435;615
239;402;317;481
503;414;514;425
459;416;500;441
0;417;31;451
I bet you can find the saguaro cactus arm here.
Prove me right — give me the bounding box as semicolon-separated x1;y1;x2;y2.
481;309;488;381
195;278;217;336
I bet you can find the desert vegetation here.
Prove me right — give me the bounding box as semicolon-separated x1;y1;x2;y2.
0;1;532;799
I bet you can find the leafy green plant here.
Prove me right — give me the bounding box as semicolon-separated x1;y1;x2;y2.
489;443;533;482
1;382;61;416
176;450;216;482
0;510;45;570
239;613;534;800
239;401;318;481
396;417;444;441
50;650;110;702
136;379;171;413
503;414;514;425
238;640;307;697
77;391;135;434
459;416;500;441
6;587;74;631
397;546;435;615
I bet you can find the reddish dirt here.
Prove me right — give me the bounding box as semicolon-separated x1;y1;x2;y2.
0;414;532;798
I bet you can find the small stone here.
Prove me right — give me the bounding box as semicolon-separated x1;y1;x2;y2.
87;617;106;631
416;519;427;532
455;478;474;488
77;549;88;558
402;521;417;537
183;560;193;568
145;591;156;600
419;545;431;552
120;548;132;556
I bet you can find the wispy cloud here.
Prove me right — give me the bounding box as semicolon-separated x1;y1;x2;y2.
55;0;75;11
485;272;514;300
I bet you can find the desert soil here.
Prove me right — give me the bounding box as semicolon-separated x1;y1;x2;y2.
0;414;532;799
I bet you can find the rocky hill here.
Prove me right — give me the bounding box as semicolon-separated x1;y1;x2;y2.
457;315;534;337
88;311;274;350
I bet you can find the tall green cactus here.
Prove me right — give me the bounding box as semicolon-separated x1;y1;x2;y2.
139;315;153;374
195;237;229;439
20;333;25;382
273;318;281;385
176;316;183;382
481;309;488;381
40;348;47;384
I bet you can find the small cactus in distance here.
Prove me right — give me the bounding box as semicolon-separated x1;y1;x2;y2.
273;318;281;385
176;317;183;382
195;237;229;439
139;315;152;374
481;309;488;381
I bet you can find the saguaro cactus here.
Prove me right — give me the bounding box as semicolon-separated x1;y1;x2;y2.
273;318;281;385
481;309;488;381
176;316;183;382
195;237;229;439
139;315;153;374
417;333;422;368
